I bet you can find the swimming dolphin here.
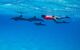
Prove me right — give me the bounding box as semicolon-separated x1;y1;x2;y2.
34;22;46;26
26;16;44;22
11;15;44;22
11;15;27;21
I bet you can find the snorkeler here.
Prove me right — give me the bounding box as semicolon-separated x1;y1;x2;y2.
41;15;70;23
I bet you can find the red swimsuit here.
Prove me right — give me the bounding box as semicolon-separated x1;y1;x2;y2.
44;16;55;20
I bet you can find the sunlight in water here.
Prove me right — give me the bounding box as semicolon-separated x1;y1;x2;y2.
0;0;80;50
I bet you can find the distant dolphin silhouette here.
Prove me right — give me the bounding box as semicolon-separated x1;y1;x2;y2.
34;22;46;26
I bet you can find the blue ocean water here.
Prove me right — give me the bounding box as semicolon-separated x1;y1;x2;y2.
0;0;80;50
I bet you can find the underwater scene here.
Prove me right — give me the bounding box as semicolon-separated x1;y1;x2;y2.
0;0;80;50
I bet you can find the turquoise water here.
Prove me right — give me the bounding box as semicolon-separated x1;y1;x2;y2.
0;0;80;50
